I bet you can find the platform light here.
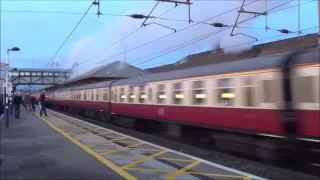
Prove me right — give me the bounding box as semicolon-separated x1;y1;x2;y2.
121;95;126;99
140;95;147;99
175;94;184;99
195;94;207;98
130;95;135;99
159;95;167;99
221;93;235;98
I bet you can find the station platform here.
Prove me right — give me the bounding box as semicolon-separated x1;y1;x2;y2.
0;111;122;180
1;109;266;180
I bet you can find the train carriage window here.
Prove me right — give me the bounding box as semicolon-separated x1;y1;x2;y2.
84;91;87;101
293;76;316;103
214;78;235;106
102;89;108;101
157;84;166;104
114;88;117;102
138;85;146;103
119;87;126;102
241;76;257;107
262;79;280;103
192;81;206;105
128;86;135;103
96;89;99;101
91;90;94;101
172;82;184;104
148;88;152;102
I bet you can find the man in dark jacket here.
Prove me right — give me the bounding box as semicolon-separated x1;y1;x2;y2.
39;90;47;117
13;92;22;119
31;96;36;111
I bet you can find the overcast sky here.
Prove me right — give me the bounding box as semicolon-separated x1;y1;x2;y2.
1;0;318;76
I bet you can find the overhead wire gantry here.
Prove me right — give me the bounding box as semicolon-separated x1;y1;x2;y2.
140;0;193;32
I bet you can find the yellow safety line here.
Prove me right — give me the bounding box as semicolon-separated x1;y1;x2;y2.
87;137;128;147
187;172;248;179
166;161;200;180
243;177;252;180
157;157;194;163
128;148;163;152
126;168;174;173
68;130;88;135
35;114;137;180
100;143;144;156
106;154;144;158
100;135;125;139
115;140;140;144
122;151;167;169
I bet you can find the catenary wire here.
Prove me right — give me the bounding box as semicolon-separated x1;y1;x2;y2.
90;0;260;65
98;0;305;67
2;0;315;22
106;26;318;75
78;4;181;67
156;0;315;23
161;31;318;72
44;3;94;69
92;0;306;65
0;10;128;16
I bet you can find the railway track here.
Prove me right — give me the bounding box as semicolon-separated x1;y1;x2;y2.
47;107;320;180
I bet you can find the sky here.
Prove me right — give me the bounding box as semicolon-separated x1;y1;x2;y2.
1;0;319;79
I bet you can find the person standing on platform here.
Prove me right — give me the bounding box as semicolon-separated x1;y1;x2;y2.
0;100;4;120
10;94;14;115
31;96;36;111
21;92;25;109
24;93;32;111
39;90;47;117
13;92;22;119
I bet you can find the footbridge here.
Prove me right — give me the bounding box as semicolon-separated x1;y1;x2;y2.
9;68;72;88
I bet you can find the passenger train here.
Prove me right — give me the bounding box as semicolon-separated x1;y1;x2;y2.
46;47;319;164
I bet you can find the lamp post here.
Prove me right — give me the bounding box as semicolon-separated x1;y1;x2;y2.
5;47;20;127
8;68;18;117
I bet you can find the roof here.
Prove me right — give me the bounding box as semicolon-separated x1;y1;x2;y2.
113;47;318;86
146;33;318;73
66;60;150;83
53;47;318;92
43;60;151;91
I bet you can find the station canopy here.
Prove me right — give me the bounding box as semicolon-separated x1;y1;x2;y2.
43;60;151;91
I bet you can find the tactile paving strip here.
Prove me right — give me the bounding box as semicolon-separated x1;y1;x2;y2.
37;110;267;180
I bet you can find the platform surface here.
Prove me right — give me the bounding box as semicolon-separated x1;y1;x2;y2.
0;109;267;180
42;109;267;180
0;110;122;180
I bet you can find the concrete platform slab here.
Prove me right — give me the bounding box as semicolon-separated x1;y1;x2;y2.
0;110;123;180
